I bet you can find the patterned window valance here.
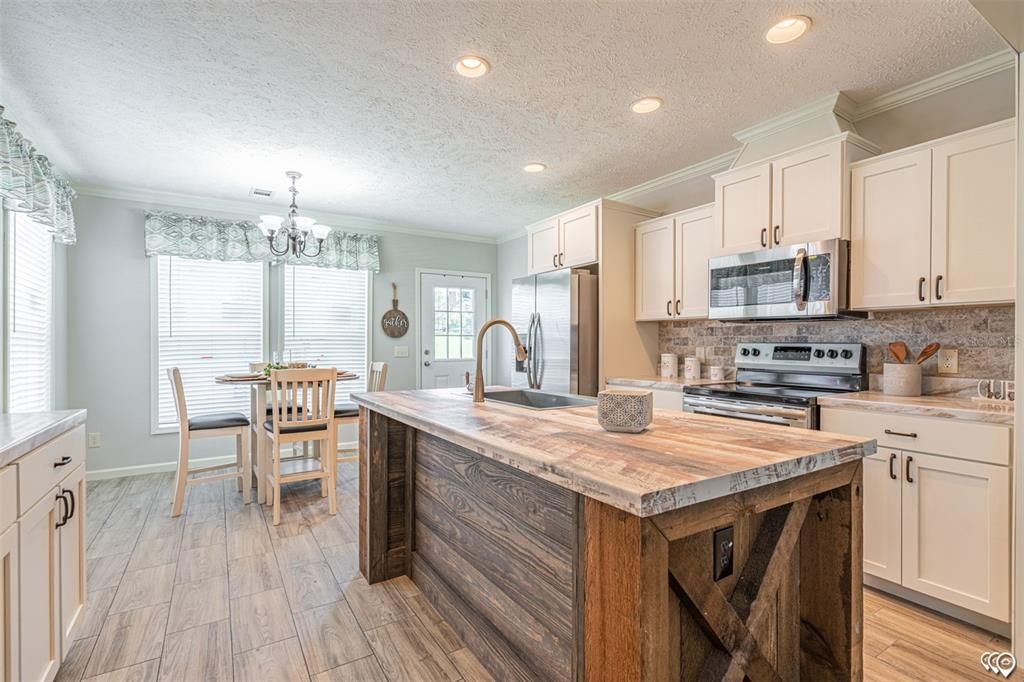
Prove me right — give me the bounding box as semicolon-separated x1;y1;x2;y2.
0;106;78;244
144;211;381;272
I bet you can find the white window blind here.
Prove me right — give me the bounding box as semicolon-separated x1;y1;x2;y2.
284;265;369;402
8;213;53;413
155;256;265;429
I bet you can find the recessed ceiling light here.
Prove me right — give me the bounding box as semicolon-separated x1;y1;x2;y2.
454;55;490;78
765;16;811;44
522;163;546;173
630;97;663;114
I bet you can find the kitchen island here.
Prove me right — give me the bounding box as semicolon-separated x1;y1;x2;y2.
354;388;875;681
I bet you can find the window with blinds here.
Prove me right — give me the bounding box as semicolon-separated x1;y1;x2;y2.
8;213;53;412
284;265;369;403
154;256;265;429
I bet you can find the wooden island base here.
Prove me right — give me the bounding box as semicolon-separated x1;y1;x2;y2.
359;408;863;681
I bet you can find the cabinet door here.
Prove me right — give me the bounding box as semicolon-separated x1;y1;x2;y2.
58;466;86;653
770;140;843;246
0;523;18;682
528;220;560;275
850;149;932;309
676;207;714;318
635;217;676;320
559;205;599;267
713;163;770;254
862;450;902;583
902;453;1010;620
18;489;60;682
931;122;1016;305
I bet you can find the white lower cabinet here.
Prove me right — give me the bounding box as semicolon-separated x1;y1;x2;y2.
0;522;19;682
58;465;86;653
18;489;61;682
821;408;1010;622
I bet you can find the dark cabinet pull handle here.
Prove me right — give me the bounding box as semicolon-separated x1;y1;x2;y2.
55;492;69;528
888;453;897;480
884;428;917;438
760;228;767;248
773;225;780;245
675;299;681;316
918;277;926;302
552;254;557;268
666;301;672;317
935;275;943;300
558;252;564;266
66;488;76;521
53;455;72;468
906;455;914;484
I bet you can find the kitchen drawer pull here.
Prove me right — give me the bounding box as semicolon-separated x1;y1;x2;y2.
884;428;917;439
773;225;780;245
888;453;897;480
935;275;943;300
918;277;926;302
675;299;681;316
53;455;72;468
760;228;767;248
906;455;914;483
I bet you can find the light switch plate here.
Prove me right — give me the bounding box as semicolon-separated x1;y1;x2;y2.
393;346;409;358
937;348;958;375
87;432;101;448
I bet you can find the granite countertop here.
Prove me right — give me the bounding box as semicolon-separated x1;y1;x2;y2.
0;410;88;469
606;376;723;392
353;388;874;517
818;391;1014;425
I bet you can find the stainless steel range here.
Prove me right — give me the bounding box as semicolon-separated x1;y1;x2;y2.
682;342;867;429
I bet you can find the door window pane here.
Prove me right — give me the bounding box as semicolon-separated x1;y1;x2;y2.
432;286;476;360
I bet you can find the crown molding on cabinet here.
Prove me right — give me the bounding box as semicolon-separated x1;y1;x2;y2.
732;92;860;147
606;149;741;205
849;50;1016;121
73;183;501;245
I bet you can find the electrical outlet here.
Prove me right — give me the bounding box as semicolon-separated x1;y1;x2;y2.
87;432;101;448
937;349;958;375
713;526;734;581
393;346;409;358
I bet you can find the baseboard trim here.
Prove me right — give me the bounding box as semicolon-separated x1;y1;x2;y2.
86;440;359;480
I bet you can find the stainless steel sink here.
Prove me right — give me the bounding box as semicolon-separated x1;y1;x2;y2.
482;389;596;410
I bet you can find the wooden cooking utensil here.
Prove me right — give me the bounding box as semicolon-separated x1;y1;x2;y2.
915;342;941;365
888;342;909;364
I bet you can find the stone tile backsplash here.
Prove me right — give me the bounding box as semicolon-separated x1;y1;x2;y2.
659;305;1015;386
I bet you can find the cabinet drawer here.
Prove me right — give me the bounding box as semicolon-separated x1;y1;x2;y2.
15;426;86;516
0;466;15;534
820;408;1009;466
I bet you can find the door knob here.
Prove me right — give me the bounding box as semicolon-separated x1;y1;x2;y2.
423;361;431;367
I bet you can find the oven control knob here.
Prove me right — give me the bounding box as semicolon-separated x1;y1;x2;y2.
750;348;760;357
740;348;750;356
840;349;854;359
813;349;825;358
826;349;839;359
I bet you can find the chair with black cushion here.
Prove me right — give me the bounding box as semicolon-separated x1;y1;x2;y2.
168;367;251;517
335;362;387;464
263;368;337;525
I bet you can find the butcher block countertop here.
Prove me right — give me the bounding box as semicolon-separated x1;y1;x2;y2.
0;409;87;468
818;391;1014;425
352;388;875;517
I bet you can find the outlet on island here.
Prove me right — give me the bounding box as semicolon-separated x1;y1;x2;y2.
713;525;735;581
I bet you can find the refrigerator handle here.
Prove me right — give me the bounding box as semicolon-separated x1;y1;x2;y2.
531;313;541;389
525;313;536;389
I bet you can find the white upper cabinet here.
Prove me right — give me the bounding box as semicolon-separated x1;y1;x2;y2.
851;120;1015;309
635;204;715;321
559;204;599;268
930;122;1016;305
634;217;676;320
714;163;771;254
527;219;560;275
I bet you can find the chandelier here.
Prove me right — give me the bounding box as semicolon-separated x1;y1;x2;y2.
258;171;331;258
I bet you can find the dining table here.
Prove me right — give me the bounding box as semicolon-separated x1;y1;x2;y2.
214;371;359;504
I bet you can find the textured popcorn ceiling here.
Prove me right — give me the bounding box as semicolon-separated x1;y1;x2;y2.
0;1;1005;238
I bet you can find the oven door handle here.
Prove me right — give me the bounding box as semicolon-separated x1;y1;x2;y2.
792;247;807;311
688;406;797;427
685;396;808;420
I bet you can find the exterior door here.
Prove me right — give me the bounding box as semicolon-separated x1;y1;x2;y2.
559;204;598;268
901;452;1010;620
58;465;86;653
528;221;559;275
0;523;18;682
850;149;933;309
770;140;843;246
713;162;771;255
862;450;902;583
419;272;488;390
930;121;1016;305
18;489;60;682
634;217;676;321
677;205;715;318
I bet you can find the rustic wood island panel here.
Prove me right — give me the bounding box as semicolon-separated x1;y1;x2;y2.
356;389;873;681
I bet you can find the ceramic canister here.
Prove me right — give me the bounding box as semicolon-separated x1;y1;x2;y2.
597;388;654;433
660;353;678;379
684;357;701;381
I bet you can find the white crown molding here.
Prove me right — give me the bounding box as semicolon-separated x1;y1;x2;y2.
607;148;740;205
850;50;1016;121
732;92;857;146
74;183;500;245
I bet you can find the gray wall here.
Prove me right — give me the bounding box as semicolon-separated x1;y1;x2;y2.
68;194;496;473
495;234;528;385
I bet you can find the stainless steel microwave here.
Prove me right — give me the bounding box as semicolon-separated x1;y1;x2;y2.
707;239;863;320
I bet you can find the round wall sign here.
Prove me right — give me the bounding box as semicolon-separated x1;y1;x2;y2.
381;282;409;338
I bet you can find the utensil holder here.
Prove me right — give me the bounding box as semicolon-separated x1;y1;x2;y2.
598;389;653;433
883;363;922;397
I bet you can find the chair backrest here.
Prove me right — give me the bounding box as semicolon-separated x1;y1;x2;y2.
269;368;336;431
166;367;189;431
367;362;388;392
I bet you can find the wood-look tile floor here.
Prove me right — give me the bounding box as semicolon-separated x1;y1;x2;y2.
67;464;1008;682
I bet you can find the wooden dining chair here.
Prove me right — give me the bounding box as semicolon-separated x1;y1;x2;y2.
167;367;251;517
335;362;388;464
262;368;337;525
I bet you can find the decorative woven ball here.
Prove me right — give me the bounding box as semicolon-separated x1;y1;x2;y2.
597;389;653;433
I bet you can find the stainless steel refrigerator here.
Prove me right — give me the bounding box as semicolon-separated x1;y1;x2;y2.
510;269;598;396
